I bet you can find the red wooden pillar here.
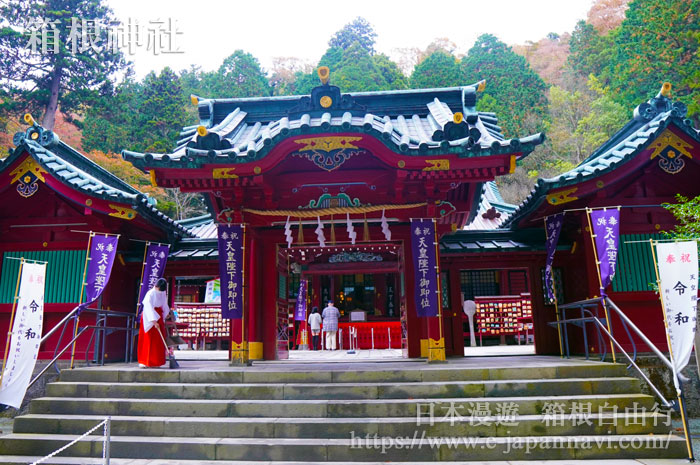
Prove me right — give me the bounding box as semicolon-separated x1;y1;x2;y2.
311;275;321;310
246;232;265;360
448;262;465;356
529;259;560;355
261;233;279;360
395;227;421;358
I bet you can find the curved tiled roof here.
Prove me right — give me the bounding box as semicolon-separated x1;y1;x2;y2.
501;90;700;229
4;125;194;238
464;182;517;231
123;83;544;169
176;214;217;239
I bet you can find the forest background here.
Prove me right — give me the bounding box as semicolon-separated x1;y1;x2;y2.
1;0;698;220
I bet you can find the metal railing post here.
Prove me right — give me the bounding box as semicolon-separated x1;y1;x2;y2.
605;297;673;370
104;416;111;465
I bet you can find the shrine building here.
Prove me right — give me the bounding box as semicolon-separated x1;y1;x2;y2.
1;73;698;363
121;70;544;360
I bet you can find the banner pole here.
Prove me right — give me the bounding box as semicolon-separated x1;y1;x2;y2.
430;218;446;362
0;258;24;389
649;239;695;462
71;232;94;370
584;208;616;363
132;242;151;362
543;217;564;358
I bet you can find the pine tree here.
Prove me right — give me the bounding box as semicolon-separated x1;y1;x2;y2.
461;34;548;138
409;49;462;89
0;0;126;129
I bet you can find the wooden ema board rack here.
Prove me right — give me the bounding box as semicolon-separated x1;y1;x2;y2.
474;293;533;344
173;303;230;346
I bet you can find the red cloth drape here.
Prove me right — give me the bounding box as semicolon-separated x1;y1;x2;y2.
138;307;166;367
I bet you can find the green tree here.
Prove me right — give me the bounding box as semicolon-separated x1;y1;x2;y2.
332;42;388;92
292;45;407;94
328;17;377;55
82;77;141;153
138;67;188;153
0;0;126;129
606;0;700;122
461;34;548;138
409;49;462;89
373;53;407;90
201;50;271;98
575;76;628;151
663;194;700;240
567;20;615;81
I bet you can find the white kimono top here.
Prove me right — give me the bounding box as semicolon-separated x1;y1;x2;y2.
141;287;170;333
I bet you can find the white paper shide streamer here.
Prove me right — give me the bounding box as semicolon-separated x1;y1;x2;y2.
315;216;326;247
346;213;357;245
0;262;46;408
381;209;391;241
284;216;293;248
656;241;698;390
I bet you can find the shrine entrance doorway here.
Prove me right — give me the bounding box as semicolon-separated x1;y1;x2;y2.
276;241;408;360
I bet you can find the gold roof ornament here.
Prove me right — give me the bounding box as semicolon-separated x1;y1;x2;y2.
197;125;208;137
190;95;199;106
23;113;35;126
318;66;330;85
476;80;486;92
660;82;672;97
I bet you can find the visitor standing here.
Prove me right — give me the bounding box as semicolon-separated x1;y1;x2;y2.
308;306;322;350
322;300;340;350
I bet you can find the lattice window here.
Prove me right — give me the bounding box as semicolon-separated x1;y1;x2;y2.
459;270;499;300
540;267;564;305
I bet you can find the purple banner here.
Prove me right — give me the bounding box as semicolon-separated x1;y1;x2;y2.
294;279;307;321
137;243;170;316
217;224;244;319
83;234;119;308
411;219;439;317
590;209;620;295
544;214;564;301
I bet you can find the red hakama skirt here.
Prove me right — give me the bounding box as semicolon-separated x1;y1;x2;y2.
137;307;166;367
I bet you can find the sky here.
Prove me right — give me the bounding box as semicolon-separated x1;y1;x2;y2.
106;0;595;78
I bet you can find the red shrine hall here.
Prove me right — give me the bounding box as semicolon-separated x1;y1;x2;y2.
121;70;544;361
1;72;699;363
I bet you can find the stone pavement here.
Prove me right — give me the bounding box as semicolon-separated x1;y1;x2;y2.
0;458;692;464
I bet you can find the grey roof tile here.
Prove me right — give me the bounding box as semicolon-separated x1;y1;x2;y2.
502;91;700;228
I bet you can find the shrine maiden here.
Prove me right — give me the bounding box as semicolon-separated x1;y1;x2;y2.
138;278;170;367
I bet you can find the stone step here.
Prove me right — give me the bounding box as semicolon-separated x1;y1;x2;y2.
29;393;657;418
44;376;642;400
0;433;687;461
57;362;628;385
13;413;673;438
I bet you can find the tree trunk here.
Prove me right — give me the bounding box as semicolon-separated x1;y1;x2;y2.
42;66;62;130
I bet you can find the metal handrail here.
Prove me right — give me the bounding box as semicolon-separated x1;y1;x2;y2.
28;307;135;389
550;315;672;407
557;297;639;364
27;326;90;389
555;300;609;361
558;298;602;310
39;305;79;344
605;297;674;371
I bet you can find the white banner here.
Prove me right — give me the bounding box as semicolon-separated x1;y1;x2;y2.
0;262;46;408
656;241;698;390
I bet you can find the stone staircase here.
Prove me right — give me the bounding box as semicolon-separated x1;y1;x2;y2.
0;357;688;463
